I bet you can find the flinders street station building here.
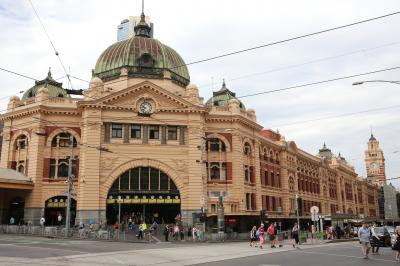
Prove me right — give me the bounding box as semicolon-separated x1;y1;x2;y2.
0;12;379;230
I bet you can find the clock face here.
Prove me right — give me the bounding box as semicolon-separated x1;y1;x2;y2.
371;163;378;171
139;101;152;114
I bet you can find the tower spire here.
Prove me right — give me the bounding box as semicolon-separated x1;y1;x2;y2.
134;0;151;38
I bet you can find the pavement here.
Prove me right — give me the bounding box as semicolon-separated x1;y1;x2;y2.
0;234;396;266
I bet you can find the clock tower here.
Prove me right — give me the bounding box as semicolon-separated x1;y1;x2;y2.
364;134;386;184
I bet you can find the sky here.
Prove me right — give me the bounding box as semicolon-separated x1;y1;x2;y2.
1;0;400;186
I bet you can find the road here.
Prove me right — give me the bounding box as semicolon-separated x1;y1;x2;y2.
0;235;397;266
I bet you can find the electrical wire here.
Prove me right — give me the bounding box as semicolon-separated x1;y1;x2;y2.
269;104;400;128
196;41;400;89
172;11;400;68
28;0;74;89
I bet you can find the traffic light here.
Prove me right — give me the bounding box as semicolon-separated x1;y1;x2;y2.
296;197;303;217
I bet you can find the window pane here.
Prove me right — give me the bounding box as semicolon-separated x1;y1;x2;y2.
150;168;159;190
112;124;122;138
58;161;69;178
50;159;56;178
130;168;139;190
149;126;159;139
167;126;177;140
160;172;169;190
140;167;149;190
120;171;129;190
170;179;177;191
111;178;119;191
131;124;141;139
209;139;219;151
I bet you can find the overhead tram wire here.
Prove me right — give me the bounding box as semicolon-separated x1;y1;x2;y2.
268;104;400;128
28;0;74;89
236;65;400;99
195;40;400;89
171;11;400;69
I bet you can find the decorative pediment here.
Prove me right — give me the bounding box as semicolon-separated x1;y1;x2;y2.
79;81;204;113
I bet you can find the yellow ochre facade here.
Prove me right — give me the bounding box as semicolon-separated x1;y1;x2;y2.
0;13;379;228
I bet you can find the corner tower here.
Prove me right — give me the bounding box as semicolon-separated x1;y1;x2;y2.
364;134;386;184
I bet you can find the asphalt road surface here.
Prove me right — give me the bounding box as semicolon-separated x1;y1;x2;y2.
0;235;397;266
194;243;397;266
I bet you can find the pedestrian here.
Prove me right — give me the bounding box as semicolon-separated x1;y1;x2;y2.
311;224;316;243
370;223;381;255
187;225;192;241
9;216;15;225
40;216;45;227
57;213;63;226
137;223;143;240
164;224;169;242
292;222;300;249
257;223;265;249
392;228;400;261
249;226;257;247
358;222;371;259
267;223;275;248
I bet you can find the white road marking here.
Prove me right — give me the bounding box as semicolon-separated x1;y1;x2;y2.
296;250;397;263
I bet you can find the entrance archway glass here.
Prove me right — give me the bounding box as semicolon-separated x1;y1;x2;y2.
106;167;181;224
45;196;76;226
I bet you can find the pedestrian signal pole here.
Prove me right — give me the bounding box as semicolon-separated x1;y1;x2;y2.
296;194;301;244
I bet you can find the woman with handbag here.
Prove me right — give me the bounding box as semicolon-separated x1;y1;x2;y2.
392;228;400;261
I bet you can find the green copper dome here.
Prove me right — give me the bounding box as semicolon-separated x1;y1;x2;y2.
22;69;68;100
206;81;246;110
94;15;190;87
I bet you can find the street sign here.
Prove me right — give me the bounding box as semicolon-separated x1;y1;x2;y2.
310;206;319;214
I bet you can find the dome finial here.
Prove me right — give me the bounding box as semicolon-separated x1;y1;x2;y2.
47;67;52;78
134;0;151;38
323;142;326;149
222;79;226;88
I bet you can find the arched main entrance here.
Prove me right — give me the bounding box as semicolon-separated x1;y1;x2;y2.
45;196;76;226
106;167;180;224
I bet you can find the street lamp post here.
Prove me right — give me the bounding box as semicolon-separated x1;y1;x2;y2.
295;194;301;244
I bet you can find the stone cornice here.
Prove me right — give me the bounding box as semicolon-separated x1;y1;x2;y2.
1;106;80;121
79;81;206;114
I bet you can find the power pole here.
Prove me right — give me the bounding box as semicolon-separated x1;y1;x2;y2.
65;134;74;237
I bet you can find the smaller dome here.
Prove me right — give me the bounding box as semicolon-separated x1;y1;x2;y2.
205;80;245;110
369;133;376;141
22;69;68;100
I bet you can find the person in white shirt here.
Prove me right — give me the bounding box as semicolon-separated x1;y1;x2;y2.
370;223;381;255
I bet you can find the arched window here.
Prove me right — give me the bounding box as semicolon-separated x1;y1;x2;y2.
57;160;69;178
51;132;77;148
244;142;251;156
210;163;220;180
207;138;226;152
15;135;28;150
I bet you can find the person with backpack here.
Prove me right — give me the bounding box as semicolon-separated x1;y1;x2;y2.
257;224;265;249
249;226;257;247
